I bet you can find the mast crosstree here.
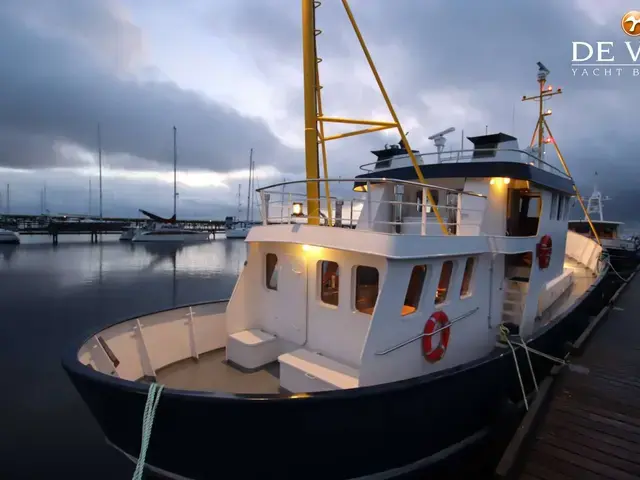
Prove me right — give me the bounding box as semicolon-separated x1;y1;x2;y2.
301;0;448;234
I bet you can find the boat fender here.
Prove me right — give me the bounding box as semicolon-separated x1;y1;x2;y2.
422;311;451;363
536;234;553;269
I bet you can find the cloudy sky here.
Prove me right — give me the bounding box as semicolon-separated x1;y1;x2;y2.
0;0;637;224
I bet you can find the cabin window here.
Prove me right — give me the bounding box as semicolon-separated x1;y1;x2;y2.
319;260;339;306
564;197;571;220
460;257;476;297
556;195;564;221
435;260;454;305
355;266;379;315
550;194;558;220
417;190;439;213
265;253;278;290
506;189;541;236
402;265;427;316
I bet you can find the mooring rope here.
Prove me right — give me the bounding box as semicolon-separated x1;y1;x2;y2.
132;382;164;480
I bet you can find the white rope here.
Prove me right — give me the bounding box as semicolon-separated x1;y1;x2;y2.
499;325;530;411
132;383;164;480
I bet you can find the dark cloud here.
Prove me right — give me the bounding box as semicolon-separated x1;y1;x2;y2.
0;0;299;173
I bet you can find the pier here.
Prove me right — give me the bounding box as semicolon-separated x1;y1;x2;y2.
0;214;227;244
495;266;640;479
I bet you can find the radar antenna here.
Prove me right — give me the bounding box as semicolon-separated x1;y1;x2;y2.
428;127;456;163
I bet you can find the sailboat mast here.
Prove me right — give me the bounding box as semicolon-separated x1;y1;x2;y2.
89;179;92;216
173;126;177;219
237;184;242;220
245;148;253;223
98;123;103;219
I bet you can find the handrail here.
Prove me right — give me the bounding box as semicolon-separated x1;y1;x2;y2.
358;148;570;178
374;307;479;356
256;177;487;199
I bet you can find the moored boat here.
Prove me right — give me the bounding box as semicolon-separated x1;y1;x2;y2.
0;228;20;244
62;4;611;479
568;178;640;274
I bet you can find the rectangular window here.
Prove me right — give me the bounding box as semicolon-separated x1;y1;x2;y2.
355;266;379;315
460;257;475;297
319;260;339;306
564;197;571;220
402;265;427;316
266;253;278;290
417;190;438;213
550;193;558;220
557;195;563;220
435;260;454;305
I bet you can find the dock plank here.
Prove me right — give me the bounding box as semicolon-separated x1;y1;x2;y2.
497;267;640;480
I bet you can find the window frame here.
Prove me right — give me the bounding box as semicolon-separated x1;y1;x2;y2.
402;265;428;316
318;260;340;307
460;257;476;298
435;260;454;305
265;253;278;291
353;265;380;315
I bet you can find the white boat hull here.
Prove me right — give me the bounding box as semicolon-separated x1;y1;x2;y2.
0;229;20;244
132;231;211;243
119;229;138;241
225;228;250;239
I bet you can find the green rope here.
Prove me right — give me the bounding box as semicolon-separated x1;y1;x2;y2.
132;382;164;480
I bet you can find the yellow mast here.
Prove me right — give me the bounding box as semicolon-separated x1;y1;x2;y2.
522;62;601;245
301;0;448;234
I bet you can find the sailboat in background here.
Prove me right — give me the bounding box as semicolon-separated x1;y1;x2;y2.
225;148;257;239
132;127;211;243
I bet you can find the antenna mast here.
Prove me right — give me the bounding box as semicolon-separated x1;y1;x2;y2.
522;62;600;245
302;0;448;233
173;126;178;219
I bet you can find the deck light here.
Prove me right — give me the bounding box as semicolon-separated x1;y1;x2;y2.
292;202;304;216
503;178;511;185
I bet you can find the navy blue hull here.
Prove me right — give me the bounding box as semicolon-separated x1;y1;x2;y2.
62;273;614;479
607;247;640;276
64;355;510;479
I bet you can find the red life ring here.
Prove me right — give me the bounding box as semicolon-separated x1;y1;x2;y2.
536;234;553;269
422;311;451;363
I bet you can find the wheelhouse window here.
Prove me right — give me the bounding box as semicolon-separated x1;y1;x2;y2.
355;266;379;315
460;257;475;297
550;194;558;220
416;189;439;213
402;265;427;316
556;195;564;220
435;261;454;305
319;260;339;306
266;253;278;290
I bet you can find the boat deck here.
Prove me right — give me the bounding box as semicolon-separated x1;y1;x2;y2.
155;349;285;394
152;257;597;395
497;267;640;479
533;256;597;327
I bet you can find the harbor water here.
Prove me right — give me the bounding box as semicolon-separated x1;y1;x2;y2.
0;235;246;479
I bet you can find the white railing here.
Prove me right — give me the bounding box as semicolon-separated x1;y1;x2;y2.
358;148;570;179
255;178;486;236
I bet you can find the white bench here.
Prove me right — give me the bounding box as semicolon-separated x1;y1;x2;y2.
278;348;359;393
226;329;279;370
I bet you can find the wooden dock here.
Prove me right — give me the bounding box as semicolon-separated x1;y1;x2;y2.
496;266;640;479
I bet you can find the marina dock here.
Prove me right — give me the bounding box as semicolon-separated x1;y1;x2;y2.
495;266;640;479
0;214;227;243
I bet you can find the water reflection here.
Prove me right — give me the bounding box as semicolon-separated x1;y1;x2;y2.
0;236;245;478
0;236;247;288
